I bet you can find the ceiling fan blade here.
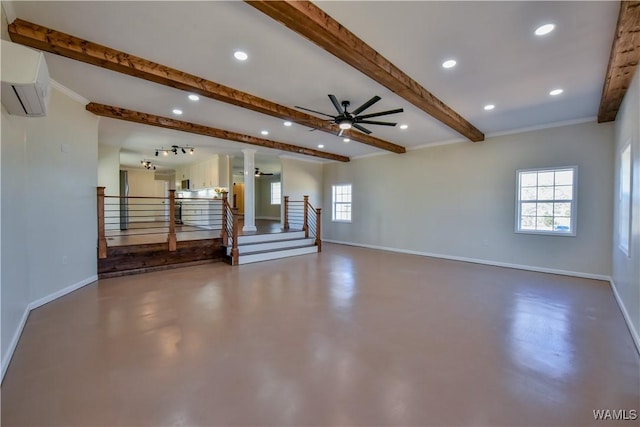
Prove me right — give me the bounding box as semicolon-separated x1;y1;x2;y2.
352;96;381;115
294;106;335;118
357;120;397;126
352;123;372;134
328;94;343;114
356;108;404;119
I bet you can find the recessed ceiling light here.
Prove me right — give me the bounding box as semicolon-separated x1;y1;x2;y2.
484;104;495;111
343;138;350;143
234;51;248;61
549;88;564;96
442;59;457;69
283;121;292;127
261;130;269;135
318;144;325;148
172;109;183;115
188;94;199;101
535;24;555;36
399;124;408;130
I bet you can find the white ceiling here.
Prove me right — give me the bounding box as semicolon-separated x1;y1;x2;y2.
4;1;619;172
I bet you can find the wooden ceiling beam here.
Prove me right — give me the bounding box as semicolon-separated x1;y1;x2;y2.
245;1;484;142
8;18;404;154
86;103;350;162
598;1;640;123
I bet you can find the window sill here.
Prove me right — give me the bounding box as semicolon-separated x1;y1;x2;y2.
515;230;576;237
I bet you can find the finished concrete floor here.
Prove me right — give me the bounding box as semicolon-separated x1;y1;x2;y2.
2;243;639;426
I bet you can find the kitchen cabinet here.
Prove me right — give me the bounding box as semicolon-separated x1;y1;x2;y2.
174;155;221;190
181;199;222;229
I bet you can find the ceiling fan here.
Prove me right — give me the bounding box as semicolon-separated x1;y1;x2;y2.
295;94;403;136
254;168;273;177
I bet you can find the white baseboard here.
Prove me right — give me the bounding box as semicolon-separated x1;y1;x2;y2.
1;306;30;382
1;275;98;382
322;239;610;281
29;275;98;311
609;279;640;356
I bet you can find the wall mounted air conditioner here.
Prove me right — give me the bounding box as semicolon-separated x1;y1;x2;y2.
1;39;50;117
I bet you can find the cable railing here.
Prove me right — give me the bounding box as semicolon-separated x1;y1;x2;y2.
220;192;242;265
97;187;225;258
283;195;322;251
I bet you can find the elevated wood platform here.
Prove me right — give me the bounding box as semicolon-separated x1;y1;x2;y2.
98;238;225;278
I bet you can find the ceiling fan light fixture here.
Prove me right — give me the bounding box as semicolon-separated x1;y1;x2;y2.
442;59;457;69
234;51;248;61
535;23;555;36
338;121;352;130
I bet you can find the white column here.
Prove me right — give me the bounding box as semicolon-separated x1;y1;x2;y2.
242;149;257;232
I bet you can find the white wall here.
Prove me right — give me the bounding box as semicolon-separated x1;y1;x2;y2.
124;168;166;222
256;174;281;220
323;120;614;277
1;87;99;378
281;156;323;227
1;101;30;381
97;144;121;231
281;157;323;207
97;144;120;197
612;68;640;348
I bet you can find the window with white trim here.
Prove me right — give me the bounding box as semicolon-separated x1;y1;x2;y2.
332;184;352;222
270;182;281;205
515;166;577;236
618;144;631;256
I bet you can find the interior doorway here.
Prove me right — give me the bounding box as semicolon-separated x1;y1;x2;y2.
233;182;245;214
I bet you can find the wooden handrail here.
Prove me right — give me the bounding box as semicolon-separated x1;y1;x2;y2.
168;189;177;251
315;208;322;252
103;195;171;200
283;195;289;230
221;192;229;245
231;208;241;265
285;195;321;252
97;187;108;259
303;195;309;238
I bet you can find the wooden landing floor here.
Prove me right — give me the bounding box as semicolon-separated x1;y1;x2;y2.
106;219;287;246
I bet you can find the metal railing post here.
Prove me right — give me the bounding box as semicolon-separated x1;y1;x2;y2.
315;207;322;252
303;195;309;238
168;189;177;251
97;187;108;259
283;195;290;230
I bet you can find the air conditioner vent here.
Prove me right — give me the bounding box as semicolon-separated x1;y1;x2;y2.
1;40;50;117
